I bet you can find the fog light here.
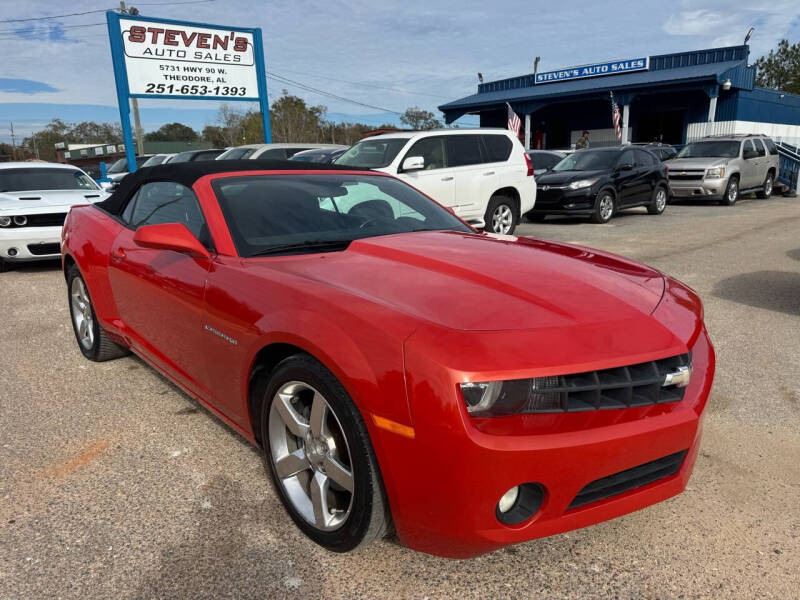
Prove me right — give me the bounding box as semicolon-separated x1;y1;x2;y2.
8;247;18;256
497;486;519;513
13;215;27;226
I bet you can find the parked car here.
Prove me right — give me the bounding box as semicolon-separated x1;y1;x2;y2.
141;153;176;167
61;159;713;558
528;146;669;223
0;162;107;272
665;134;779;205
633;142;677;162
100;155;153;191
334;129;535;234
527;150;566;176
289;146;349;164
169;148;226;163
216;143;341;161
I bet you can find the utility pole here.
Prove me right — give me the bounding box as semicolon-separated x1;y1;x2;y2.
9;122;17;160
131;97;144;156
32;133;39;160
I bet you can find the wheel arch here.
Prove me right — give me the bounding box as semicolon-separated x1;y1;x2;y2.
490;186;520;213
63;252;76;281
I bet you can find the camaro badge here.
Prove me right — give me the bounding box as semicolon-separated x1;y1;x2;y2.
663;365;692;388
204;324;238;346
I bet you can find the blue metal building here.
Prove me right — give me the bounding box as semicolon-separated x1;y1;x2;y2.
439;45;800;151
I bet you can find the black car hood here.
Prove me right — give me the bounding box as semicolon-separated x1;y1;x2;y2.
537;169;607;185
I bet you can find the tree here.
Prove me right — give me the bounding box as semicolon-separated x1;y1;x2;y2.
399;107;442;130
144;122;199;142
20;118;122;162
755;39;800;95
269;90;327;142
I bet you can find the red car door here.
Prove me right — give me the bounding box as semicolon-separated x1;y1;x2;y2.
108;181;213;395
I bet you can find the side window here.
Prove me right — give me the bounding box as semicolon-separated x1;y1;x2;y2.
445;135;484;167
633;149;655;166
404;137;446;170
752;138;766;157
121;189;139;224
764;138;778;155
127;181;208;243
743;140;756;159
617;149;636;166
259;148;287;159
481;135;512;162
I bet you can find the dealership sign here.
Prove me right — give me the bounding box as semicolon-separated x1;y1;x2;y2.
535;57;649;84
106;12;271;172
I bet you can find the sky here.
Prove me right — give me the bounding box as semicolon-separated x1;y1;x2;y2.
1;0;799;144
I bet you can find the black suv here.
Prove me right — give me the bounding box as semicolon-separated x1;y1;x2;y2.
527;146;669;223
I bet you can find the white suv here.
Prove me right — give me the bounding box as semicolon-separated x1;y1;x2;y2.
334;129;536;234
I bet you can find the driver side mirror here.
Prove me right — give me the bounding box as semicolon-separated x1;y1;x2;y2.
401;156;425;172
133;223;211;259
615;163;634;172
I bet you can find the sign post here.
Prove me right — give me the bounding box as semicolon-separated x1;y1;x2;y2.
106;11;272;173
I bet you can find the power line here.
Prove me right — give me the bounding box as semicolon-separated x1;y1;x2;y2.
0;0;214;23
0;22;106;37
268;67;446;99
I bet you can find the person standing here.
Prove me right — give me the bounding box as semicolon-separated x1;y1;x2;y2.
576;130;590;149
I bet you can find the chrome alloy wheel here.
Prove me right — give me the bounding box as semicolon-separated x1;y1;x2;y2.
599;195;614;221
492;204;513;234
70;277;94;350
764;177;773;197
728;180;738;203
655;188;667;212
269;381;354;531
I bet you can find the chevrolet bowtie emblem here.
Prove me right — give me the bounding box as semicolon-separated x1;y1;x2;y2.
663;365;692;388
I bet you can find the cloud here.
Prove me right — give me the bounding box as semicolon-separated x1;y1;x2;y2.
0;78;58;94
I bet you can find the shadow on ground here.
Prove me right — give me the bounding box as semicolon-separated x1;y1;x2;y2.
787;248;800;262
713;270;800;316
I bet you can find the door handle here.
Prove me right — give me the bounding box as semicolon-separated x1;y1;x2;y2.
441;176;454;181
111;248;126;261
483;171;495;176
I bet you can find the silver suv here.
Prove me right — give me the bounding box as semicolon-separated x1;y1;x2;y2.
665;135;780;205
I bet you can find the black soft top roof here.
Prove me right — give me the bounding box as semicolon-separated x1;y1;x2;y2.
96;158;367;215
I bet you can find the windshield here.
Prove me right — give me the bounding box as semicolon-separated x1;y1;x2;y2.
212;174;473;257
334;138;408;169
0;168;99;192
552;150;618;171
217;147;256;160
142;155;169;167
677;141;741;159
107;158;128;174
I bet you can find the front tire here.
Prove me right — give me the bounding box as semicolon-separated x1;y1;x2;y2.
67;265;129;362
590;190;615;223
647;185;668;215
259;354;390;552
719;176;739;206
484;195;519;235
756;173;774;199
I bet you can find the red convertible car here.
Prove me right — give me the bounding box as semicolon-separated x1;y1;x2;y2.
62;160;714;558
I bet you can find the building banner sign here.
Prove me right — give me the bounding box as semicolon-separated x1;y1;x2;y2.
535;57;649;85
119;18;259;99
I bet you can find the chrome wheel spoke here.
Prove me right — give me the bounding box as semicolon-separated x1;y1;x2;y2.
310;471;331;528
275;448;309;479
275;392;310;438
324;455;354;492
309;392;327;438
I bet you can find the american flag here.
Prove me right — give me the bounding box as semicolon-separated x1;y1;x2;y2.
610;92;622;141
506;102;521;137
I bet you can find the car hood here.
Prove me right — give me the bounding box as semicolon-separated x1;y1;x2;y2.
536;169;607;185
665;157;727;170
0;189;107;212
255;231;666;332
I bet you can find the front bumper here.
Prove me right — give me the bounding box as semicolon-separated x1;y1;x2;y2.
0;226;62;261
371;296;714;558
669;178;726;200
527;185;597;215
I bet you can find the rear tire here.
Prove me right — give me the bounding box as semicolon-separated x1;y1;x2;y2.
756;173;774;199
590;190;615;224
259;353;391;552
67;265;129;362
647;185;668;215
484;195;519;235
719;176;739;206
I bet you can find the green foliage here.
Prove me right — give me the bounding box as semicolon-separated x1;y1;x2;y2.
399;107;442;130
754;39;800;95
21;118;123;161
144;122;199;142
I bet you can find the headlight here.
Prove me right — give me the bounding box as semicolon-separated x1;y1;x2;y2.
705;167;725;179
0;216;11;227
13;215;27;226
568;178;598;190
460;377;563;417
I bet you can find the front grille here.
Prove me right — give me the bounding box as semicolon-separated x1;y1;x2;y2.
24;213;67;227
668;171;704;181
27;242;61;255
521;354;691;413
568;450;687;509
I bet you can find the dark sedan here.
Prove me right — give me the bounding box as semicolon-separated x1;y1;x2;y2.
527;147;669;224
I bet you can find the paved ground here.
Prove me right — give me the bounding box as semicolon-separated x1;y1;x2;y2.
1;195;799;599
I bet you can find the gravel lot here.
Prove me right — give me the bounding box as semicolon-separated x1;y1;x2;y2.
1;195;799;599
